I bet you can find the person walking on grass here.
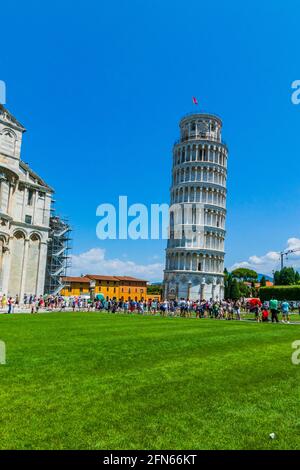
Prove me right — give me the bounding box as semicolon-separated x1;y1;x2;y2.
35;298;40;313
234;300;241;320
31;298;36;314
262;306;269;322
196;302;202;319
163;299;169;316
281;300;290;323
180;299;184;317
212;302;219;319
226;301;233;320
7;296;12;314
1;294;7;311
269;297;279;323
169;300;175;317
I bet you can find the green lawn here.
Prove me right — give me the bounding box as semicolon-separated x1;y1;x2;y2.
0;311;300;450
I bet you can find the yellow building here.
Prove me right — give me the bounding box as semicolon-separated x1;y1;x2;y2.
60;276;90;296
115;276;147;300
60;274;149;301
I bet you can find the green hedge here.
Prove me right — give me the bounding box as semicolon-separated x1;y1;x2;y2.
259;285;300;301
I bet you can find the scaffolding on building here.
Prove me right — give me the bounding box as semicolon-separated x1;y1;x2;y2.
44;215;72;295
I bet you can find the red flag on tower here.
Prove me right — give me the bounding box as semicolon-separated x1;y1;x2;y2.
192;96;198;105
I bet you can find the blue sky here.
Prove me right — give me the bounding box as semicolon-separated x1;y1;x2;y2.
1;0;300;280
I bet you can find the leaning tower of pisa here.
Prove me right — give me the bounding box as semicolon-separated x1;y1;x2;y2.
163;112;228;301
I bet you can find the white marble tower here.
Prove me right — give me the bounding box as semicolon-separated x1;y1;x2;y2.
163;112;228;301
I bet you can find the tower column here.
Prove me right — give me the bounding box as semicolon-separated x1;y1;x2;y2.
187;281;192;300
200;281;206;301
212;282;217;300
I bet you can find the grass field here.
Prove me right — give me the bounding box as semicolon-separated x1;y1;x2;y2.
0;311;300;450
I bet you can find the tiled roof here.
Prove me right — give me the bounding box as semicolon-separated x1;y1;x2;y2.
117;276;147;282
85;275;120;281
62;276;90;283
86;274;148;283
62;274;148;283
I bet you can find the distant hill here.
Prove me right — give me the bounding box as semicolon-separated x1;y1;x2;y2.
257;273;273;282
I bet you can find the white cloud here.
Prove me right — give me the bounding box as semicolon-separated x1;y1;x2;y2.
230;237;300;274
70;248;164;282
70;237;300;282
287;238;300;250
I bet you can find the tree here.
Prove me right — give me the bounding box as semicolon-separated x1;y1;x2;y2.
274;270;281;285
251;283;259;297
295;271;300;284
230;279;240;300
147;284;162;296
224;268;232;299
260;275;267;287
238;281;251;297
280;267;295;285
274;267;296;286
231;268;258;282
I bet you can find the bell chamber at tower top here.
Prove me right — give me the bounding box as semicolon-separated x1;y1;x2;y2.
178;114;223;144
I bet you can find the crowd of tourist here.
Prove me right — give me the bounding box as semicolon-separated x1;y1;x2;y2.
0;293;299;323
0;294;70;313
82;298;299;322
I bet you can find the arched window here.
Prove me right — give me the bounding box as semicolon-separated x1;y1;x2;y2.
13;230;25;240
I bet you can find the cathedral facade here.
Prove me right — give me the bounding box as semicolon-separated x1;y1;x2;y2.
0;105;53;299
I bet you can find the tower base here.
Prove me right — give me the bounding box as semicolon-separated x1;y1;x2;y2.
163;271;224;301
